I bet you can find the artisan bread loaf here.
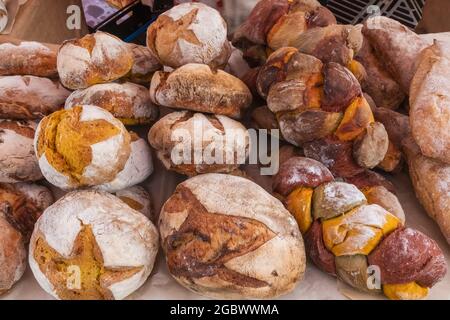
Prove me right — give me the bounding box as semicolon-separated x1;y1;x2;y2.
148;111;249;176
65;82;159;125
124;43;161;85
29;190;159;300
150;64;252;119
0;120;42;183
160;173;305;299
0;76;70;120
57;32;133;90
0;41;57;77
147;2;231;69
409;41;450;164
34;105;131;189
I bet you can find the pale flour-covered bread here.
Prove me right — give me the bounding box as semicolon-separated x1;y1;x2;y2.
150;64;252;119
0;182;53;242
0;120;43;183
149;111;249;176
0;41;57;77
57;32;133;90
0;76;70;120
146;2;231;69
65;82;159;125
34;105;131;190
96;133;153;193
29;190;159;300
409;41;450;164
114;186;153;221
160;174;305;299
0;0;7;33
363;17;428;93
0;205;26;295
124;43;161;85
403;138;450;245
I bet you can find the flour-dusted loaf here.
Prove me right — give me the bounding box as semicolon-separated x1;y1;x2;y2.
0;41;57;77
160;174;305;299
150;64;252;119
124;43;161;85
29;190;159;300
147;2;231;69
363;17;428;94
65;82;159;125
0;0;7;33
149;111;249;176
34;105;131;190
0;76;70;120
57;32;133;90
0;205;26;295
114;186;153;221
0;182;53;241
0;120;43;183
96;132;153;193
409;41;450;164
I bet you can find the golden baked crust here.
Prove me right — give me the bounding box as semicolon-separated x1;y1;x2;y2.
160;174;305;299
410;41;450;164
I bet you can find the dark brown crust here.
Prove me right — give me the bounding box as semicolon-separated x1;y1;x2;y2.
307;6;337;28
303;136;365;179
273;157;334;196
232;0;289;47
164;186;275;288
372;107;411;148
304;220;336;276
344;170;396;194
322;63;361;112
0;121;35;139
251;106;279;131
368;228;447;288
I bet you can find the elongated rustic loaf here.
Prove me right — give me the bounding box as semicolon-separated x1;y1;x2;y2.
409;41;450;164
0;41;57;77
0;76;70;120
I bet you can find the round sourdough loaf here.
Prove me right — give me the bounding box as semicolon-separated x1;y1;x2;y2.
146;2;231;69
29;190;159;300
148;111;249;176
160;174;305;299
65;82;159;125
0;120;43;183
34;105;131;189
150;64;252;119
57;32;133;90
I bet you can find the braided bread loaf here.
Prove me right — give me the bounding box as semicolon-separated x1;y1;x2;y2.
257;47;389;178
273;157;447;300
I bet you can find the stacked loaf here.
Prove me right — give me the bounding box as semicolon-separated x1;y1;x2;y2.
147;2;253;176
0;40;63;294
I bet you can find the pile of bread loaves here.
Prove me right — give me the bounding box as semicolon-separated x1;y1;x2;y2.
0;0;448;300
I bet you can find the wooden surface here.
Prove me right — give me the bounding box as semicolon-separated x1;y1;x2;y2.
0;0;88;44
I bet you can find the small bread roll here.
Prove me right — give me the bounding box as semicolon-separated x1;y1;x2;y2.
160;174;305;299
96;132;153;193
0;0;7;33
148;111;250;176
0;182;53;241
124;43;161;85
34;105;131;190
65;82;159;125
114;186;153;221
29;190;159;300
147;2;231;69
150;64;252;119
0;205;26;295
57;32;133;90
0;120;43;183
0;41;57;77
0;76;70;120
